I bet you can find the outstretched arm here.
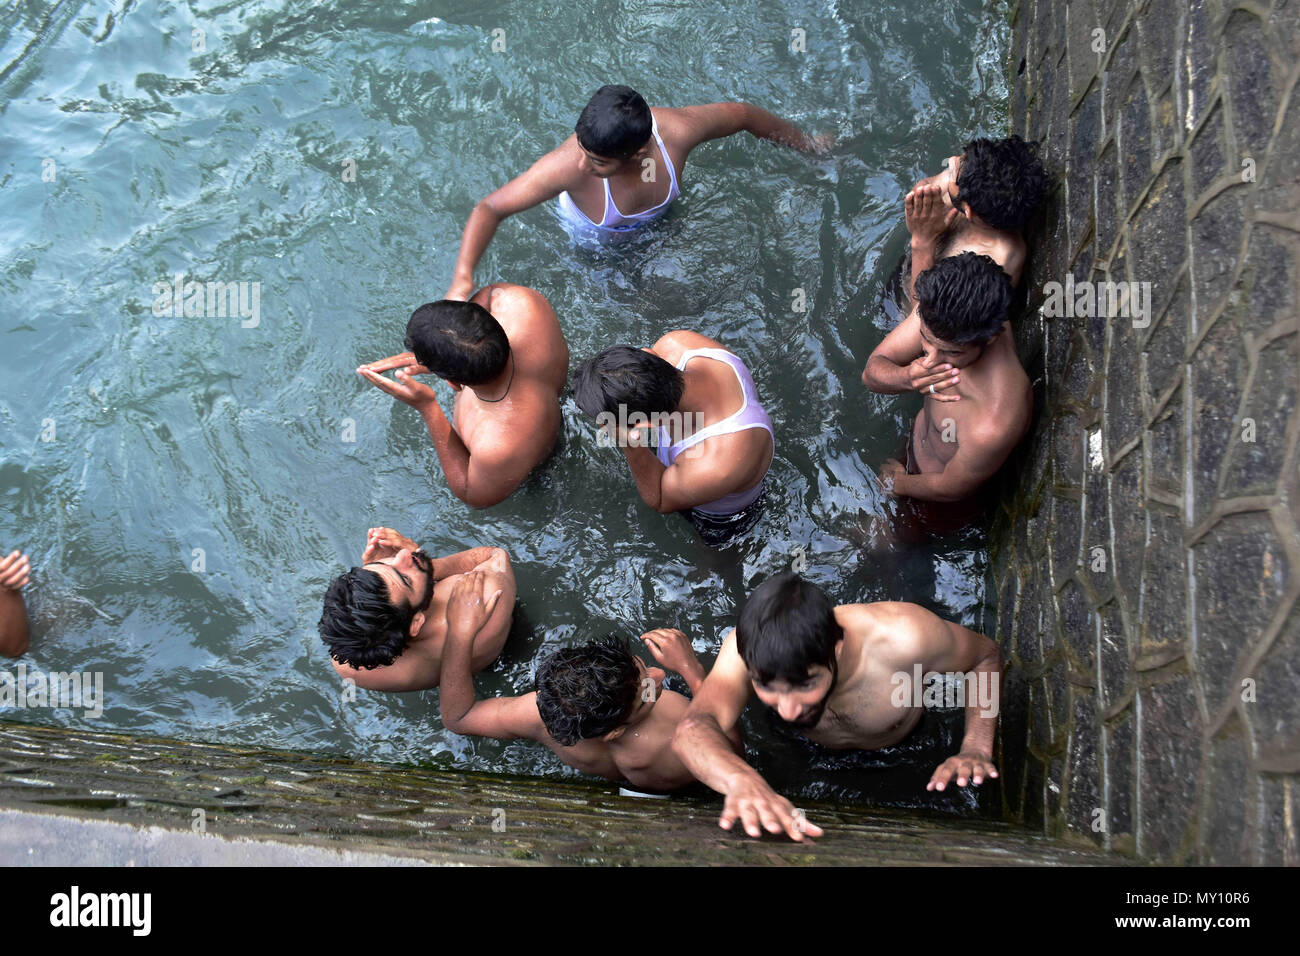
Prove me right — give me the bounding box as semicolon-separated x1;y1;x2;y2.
446;147;577;300
922;618;1003;791
438;572;540;740
0;551;30;658
673;103;830;154
672;631;823;842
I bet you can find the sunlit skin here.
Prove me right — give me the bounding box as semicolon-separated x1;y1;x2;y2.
357;283;569;509
863;303;1031;503
905;152;1027;289
672;602;1003;843
444;102;831;300
605;329;773;515
327;527;515;692
0;550;31;658
437;572;741;792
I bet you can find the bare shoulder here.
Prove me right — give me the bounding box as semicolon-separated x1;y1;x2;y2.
837;601;943;662
652;329;722;362
480;283;556;317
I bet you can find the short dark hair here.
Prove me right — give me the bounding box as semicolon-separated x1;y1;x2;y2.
955;135;1047;231
319;568;414;669
735;573;844;686
575;85;653;160
535;638;641;746
404;301;509;385
915;252;1013;345
571;345;685;420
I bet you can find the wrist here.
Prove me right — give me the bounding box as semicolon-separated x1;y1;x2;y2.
911;235;936;250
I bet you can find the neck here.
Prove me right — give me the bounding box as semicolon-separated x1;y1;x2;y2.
470;351;514;403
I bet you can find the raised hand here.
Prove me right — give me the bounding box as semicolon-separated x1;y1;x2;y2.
641;628;701;681
0;551;30;591
906;357;961;401
362;528;421;564
357;363;439;411
359;351;429;376
905;183;958;245
927;751;999;791
444;571;503;644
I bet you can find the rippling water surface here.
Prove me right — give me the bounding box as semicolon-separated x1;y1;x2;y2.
0;0;1011;810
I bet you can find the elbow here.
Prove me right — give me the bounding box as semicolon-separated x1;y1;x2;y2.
1;634;28;659
475;197;505;224
672;714;701;755
458;486;510;510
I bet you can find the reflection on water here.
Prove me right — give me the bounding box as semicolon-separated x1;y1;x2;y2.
0;0;1011;812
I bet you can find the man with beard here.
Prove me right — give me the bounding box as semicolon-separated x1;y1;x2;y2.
318;527;515;692
673;572;1003;842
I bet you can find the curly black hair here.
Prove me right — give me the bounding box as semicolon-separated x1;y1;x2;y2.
915;252;1013;345
318;567;416;670
535;638;641;746
955;135;1048;232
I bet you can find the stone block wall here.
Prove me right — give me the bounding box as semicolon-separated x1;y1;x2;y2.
990;0;1300;863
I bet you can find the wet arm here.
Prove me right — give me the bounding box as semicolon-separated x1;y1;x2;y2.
439;618;538;741
678;103;821;153
919;617;1004;761
417;403;517;508
447;149;573;298
862;310;923;393
672;636;758;795
891;431;1008;503
435;546;507;579
0;589;29;658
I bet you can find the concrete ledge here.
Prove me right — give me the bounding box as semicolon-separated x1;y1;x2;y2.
0;720;1121;865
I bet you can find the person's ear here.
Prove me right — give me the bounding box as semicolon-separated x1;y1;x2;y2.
409;611;425;637
603;725;627;742
834;638;845;661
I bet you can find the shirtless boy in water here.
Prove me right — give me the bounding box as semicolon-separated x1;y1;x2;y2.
359;284;568;509
673;572;1003;841
319;527;515;691
439;571;741;792
905;135;1047;292
863;253;1032;506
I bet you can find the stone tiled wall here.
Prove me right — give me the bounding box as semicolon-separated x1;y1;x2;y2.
990;0;1300;863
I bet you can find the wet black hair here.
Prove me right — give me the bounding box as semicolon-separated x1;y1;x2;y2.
915;252;1013;345
575;85;653;160
571;345;685;420
954;135;1047;231
404;301;509;386
319;567;415;670
535;638;641;746
735;572;844;686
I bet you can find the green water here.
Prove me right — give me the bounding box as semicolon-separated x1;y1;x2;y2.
0;0;1011;810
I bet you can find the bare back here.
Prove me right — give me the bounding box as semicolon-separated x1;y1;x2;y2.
451;284;569;483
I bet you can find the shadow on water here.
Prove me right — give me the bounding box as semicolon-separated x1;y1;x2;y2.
0;0;1014;814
